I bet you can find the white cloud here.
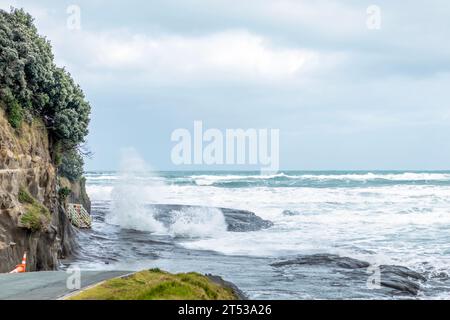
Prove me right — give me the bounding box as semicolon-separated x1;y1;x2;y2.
53;29;341;85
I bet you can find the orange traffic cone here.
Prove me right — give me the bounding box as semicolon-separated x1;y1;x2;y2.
9;252;27;273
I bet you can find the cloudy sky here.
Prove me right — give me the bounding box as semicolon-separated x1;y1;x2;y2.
2;0;450;170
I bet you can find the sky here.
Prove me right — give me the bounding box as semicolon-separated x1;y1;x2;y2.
1;0;450;171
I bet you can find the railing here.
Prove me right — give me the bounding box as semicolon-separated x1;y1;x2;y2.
67;203;92;229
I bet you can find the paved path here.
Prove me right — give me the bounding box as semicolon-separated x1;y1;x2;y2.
0;271;131;300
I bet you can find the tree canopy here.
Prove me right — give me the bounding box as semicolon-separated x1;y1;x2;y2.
0;8;90;180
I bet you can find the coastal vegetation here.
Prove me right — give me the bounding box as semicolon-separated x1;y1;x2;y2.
0;8;90;182
18;188;50;232
68;269;239;300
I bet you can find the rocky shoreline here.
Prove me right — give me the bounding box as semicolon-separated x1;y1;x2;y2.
271;254;427;296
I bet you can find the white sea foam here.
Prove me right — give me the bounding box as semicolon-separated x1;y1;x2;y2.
298;172;450;181
192;172;290;185
169;207;227;238
189;172;450;186
87;170;450;275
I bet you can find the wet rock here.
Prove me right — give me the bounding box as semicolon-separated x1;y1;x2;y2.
206;274;247;300
271;254;426;296
220;207;273;232
271;254;370;269
379;265;426;295
151;204;273;232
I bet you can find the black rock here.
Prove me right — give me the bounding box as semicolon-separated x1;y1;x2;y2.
220;207;273;232
378;265;427;295
271;253;426;296
206;274;247;300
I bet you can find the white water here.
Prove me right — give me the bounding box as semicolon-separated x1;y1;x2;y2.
169;207;227;238
90;172;450;277
106;150;228;237
107;148;166;233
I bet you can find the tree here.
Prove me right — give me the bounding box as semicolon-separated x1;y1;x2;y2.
0;8;90;175
46;67;90;148
58;149;84;181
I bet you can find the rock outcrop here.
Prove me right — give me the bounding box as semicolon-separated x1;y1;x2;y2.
271;253;427;296
0;109;86;272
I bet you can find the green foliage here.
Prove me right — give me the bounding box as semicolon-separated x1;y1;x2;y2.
7;98;23;128
58;186;71;201
1;88;23;128
47;68;90;147
0;9;54;114
20;204;46;232
18;187;34;204
18;187;51;232
58;149;84;181
0;8;90;147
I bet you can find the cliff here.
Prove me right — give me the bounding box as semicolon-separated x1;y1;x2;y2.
0;108;87;272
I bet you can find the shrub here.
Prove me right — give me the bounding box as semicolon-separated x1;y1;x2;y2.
18;188;51;232
7;99;23;128
1;88;23;128
58;186;71;201
20;205;44;232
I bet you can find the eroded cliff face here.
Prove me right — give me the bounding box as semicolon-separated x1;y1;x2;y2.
0;108;80;272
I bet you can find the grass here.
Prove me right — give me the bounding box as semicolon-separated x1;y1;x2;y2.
68;269;239;300
18;188;51;232
18;188;35;204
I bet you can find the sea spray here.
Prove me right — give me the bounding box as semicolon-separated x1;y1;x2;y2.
107;148;166;233
169;207;227;238
106;148;228;237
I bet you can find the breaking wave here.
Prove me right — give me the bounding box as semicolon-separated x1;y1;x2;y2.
104;148;228;238
168;207;227;238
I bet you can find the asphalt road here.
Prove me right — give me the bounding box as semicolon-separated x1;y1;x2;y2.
0;270;131;300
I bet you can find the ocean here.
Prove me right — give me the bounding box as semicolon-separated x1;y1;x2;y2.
69;171;450;299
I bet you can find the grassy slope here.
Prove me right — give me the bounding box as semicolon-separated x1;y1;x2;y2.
18;188;51;232
68;269;239;300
